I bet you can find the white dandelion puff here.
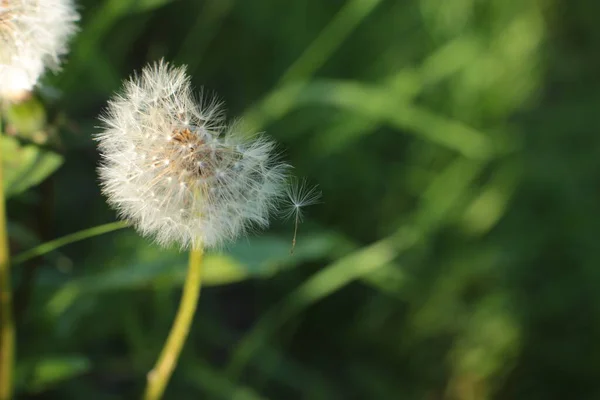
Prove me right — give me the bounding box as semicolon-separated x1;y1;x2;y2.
283;178;321;254
0;0;79;100
95;61;289;249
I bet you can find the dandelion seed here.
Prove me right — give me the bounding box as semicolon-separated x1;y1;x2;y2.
95;61;289;249
283;179;321;254
0;0;79;101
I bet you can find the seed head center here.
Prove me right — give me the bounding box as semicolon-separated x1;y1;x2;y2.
168;128;213;182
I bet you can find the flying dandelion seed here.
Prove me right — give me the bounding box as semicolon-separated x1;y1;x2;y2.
283;179;321;254
95;61;290;249
0;0;79;100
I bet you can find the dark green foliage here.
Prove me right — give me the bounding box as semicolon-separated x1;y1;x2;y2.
4;0;600;398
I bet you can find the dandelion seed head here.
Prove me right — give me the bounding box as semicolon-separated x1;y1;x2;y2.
0;0;79;100
96;61;289;249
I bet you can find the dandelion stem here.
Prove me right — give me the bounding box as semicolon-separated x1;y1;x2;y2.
0;116;14;400
143;245;204;400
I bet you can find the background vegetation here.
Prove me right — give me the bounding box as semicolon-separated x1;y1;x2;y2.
3;0;600;398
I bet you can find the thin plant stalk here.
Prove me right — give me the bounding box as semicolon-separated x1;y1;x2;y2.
143;245;204;400
12;220;129;265
0;118;14;400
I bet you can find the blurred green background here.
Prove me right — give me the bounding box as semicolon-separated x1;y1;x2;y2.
3;0;600;398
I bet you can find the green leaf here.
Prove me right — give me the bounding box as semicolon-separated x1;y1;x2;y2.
44;230;344;318
1;136;63;197
17;356;91;393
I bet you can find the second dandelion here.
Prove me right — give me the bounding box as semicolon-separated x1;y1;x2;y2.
0;0;79;101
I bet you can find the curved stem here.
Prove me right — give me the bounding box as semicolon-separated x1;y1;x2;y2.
0;118;14;400
12;220;129;265
143;246;204;400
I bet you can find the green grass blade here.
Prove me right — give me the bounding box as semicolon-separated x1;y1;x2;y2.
12;221;129;265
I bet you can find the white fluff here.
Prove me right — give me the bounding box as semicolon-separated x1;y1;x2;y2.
0;0;79;99
96;61;289;249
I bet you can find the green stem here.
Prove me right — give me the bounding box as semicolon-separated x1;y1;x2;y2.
143;245;204;400
12;220;129;265
0;118;14;400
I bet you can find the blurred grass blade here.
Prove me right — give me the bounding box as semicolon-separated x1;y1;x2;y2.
243;78;493;159
416;157;484;226
460;162;520;235
312;36;482;155
296;80;493;159
242;0;382;132
177;0;234;73
131;0;174;12
360;264;408;299
12;221;129;265
226;231;415;377
281;0;383;84
17;356;91;393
